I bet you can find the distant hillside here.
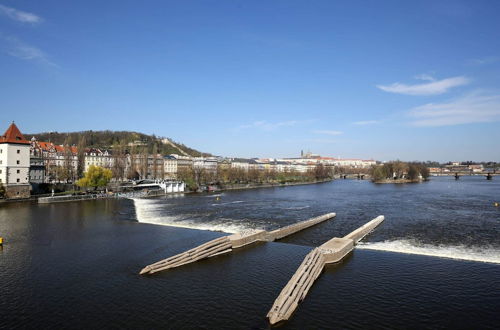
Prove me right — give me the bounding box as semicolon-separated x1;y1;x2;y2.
28;130;210;157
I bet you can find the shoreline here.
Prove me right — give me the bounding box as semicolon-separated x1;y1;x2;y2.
138;178;334;198
0;178;334;204
373;179;427;184
217;178;333;192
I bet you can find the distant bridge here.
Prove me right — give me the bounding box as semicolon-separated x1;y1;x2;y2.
337;174;370;180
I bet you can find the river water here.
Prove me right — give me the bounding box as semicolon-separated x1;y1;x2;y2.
1;177;499;329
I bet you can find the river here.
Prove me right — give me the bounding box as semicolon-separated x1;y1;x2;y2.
0;177;499;329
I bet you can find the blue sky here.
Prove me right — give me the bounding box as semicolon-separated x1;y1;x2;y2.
1;0;500;161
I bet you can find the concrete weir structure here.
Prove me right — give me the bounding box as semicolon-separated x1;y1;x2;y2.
267;215;385;325
139;213;336;275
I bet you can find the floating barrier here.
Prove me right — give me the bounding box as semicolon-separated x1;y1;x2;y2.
267;215;384;325
139;213;336;275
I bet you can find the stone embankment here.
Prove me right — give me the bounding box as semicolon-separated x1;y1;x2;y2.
139;213;336;275
38;194;102;203
267;215;384;325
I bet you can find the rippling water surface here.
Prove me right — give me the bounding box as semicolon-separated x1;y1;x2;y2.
0;177;499;329
134;177;500;264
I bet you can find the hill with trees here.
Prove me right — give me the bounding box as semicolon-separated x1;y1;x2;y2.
28;130;209;157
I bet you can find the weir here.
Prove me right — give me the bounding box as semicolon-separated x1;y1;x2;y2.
267;215;384;325
139;213;336;275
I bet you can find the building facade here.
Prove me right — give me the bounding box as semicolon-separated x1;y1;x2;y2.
0;123;31;199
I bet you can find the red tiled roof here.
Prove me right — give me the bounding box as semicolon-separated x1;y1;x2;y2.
0;122;30;144
36;140;78;154
37;141;56;151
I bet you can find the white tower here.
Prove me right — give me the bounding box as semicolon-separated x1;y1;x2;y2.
0;122;31;199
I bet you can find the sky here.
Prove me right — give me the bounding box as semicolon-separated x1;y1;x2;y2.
1;0;500;162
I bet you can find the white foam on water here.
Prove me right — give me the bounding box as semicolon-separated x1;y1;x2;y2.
357;240;500;264
132;198;255;234
284;206;310;210
211;201;244;206
174;218;259;234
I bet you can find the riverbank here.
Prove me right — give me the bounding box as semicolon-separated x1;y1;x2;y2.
373;179;427;184
134;179;334;200
218;178;333;192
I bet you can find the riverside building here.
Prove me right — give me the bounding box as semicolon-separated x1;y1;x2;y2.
0;122;31;199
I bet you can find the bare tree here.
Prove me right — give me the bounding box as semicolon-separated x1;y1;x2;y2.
77;135;86;179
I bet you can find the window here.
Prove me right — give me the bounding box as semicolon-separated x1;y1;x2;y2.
17;170;20;174
17;149;20;154
17;160;20;164
17;178;20;182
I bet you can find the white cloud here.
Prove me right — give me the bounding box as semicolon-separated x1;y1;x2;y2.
239;120;299;131
0;4;42;24
312;130;343;136
409;91;500;126
353;120;380;126
0;34;57;67
377;76;469;95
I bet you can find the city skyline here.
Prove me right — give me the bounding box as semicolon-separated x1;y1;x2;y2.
1;1;500;161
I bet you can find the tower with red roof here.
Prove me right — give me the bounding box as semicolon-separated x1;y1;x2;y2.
0;122;31;199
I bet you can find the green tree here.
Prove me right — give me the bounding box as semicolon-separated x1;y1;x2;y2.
76;165;113;190
371;165;387;182
177;166;198;191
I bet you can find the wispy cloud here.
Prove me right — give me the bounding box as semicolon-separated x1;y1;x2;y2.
466;56;500;66
353;120;380;126
377;76;469;95
409;91;500;126
239;120;300;131
0;34;57;67
414;73;435;81
0;4;42;24
312;130;343;136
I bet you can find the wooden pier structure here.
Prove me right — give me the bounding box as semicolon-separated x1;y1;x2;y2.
267;215;385;325
139;213;336;275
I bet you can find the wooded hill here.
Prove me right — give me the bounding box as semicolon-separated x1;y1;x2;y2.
28;130;209;157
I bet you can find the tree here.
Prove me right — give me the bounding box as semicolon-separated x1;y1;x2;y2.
62;138;76;183
77;136;87;179
112;141;127;181
55;165;70;182
392;160;408;179
371;165;387;182
407;164;419;181
76;165;113;190
177;166;198;191
419;164;430;180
